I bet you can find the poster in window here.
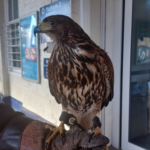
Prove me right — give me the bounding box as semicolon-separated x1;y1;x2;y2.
40;0;71;43
20;12;40;82
136;20;150;64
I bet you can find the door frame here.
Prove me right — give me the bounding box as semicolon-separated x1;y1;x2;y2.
80;0;123;148
121;0;145;149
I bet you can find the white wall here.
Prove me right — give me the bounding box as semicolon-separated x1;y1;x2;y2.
9;49;62;126
105;0;123;148
105;0;114;146
90;0;101;46
18;0;54;17
82;0;116;146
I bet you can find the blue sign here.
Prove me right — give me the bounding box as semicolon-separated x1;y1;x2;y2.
20;13;39;82
40;0;70;43
44;58;49;79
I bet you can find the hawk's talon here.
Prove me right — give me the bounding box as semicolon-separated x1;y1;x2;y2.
45;121;65;149
92;116;102;137
92;126;102;137
45;142;49;150
61;133;65;145
88;132;94;143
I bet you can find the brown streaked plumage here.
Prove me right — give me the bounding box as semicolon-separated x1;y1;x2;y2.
34;15;114;130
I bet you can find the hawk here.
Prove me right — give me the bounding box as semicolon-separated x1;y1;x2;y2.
34;15;114;149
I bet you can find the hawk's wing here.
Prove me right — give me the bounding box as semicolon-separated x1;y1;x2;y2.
48;43;114;113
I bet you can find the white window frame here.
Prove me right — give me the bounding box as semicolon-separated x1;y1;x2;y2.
8;0;18;22
4;0;21;74
121;0;146;150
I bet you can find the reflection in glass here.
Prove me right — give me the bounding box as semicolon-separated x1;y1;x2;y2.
13;54;20;60
13;0;18;20
13;61;21;68
8;0;12;21
8;0;18;21
129;0;150;149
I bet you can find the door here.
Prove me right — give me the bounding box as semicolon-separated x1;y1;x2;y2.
122;0;150;150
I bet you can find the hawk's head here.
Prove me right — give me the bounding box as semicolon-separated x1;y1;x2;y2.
34;15;90;43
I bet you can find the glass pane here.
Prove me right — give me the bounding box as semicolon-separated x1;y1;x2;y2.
12;39;16;45
13;54;20;60
17;47;20;52
10;23;20;45
11;24;15;30
12;47;16;52
13;0;18;20
8;0;18;21
16;30;20;38
13;61;21;67
16;22;20;30
129;0;150;149
11;31;15;38
8;0;12;21
11;39;20;45
12;47;20;52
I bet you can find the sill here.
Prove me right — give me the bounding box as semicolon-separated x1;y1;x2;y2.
9;70;21;76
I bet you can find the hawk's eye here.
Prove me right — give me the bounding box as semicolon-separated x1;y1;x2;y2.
50;20;56;26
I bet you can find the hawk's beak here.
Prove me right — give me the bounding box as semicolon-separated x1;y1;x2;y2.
34;25;43;37
34;23;43;36
34;22;51;37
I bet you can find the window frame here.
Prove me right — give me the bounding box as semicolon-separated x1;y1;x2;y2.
8;0;18;22
4;0;21;73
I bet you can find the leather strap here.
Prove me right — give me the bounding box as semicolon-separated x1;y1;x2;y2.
59;111;77;126
93;116;102;129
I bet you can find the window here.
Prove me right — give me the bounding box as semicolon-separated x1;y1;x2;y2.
128;0;150;149
6;21;21;69
8;0;18;21
5;0;21;72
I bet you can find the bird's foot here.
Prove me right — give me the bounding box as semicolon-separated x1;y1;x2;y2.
93;126;102;137
45;121;65;150
89;127;109;150
93;127;109;150
88;126;102;142
89;116;109;150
